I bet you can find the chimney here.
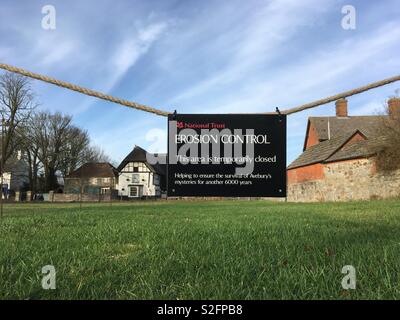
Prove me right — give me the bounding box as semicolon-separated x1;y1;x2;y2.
388;97;400;119
335;98;348;117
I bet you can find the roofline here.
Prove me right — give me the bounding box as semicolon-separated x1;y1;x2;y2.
66;162;118;178
302;119;311;151
117;145;167;172
287;160;322;170
308;115;388;119
287;153;375;170
306;115;388;145
323;154;375;164
288;129;367;170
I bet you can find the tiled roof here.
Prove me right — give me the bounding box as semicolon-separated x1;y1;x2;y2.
117;146;166;175
310;115;386;141
326;136;388;163
67;162;118;178
290;115;389;169
288;131;360;169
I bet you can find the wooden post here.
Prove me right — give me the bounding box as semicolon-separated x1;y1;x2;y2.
0;117;6;219
109;178;112;207
80;177;83;210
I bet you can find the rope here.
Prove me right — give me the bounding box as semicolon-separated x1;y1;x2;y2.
0;63;171;117
1;62;399;117
280;75;400;115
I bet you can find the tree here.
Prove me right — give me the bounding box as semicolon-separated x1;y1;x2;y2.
376;121;400;171
370;96;400;172
0;73;113;194
54;125;112;177
22;110;114;192
82;145;111;164
58;127;91;177
17;118;42;194
0;72;36;173
29;112;72;191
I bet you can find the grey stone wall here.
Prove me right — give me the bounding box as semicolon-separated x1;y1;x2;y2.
288;158;400;202
51;193;115;202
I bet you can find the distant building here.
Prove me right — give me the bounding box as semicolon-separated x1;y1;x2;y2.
1;153;29;199
64;162;119;195
117;146;166;199
287;98;400;202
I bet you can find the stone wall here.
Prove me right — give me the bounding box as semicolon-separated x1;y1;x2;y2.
287;158;400;202
51;193;114;202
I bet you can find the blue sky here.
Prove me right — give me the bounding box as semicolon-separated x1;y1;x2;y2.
0;0;399;165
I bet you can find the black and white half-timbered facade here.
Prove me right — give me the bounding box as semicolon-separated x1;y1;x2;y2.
117;146;166;199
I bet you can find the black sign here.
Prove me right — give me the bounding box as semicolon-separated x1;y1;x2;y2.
167;114;286;197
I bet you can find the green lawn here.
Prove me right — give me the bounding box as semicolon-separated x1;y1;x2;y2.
0;199;400;299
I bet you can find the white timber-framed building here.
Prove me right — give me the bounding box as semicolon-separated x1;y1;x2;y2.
116;146;166;199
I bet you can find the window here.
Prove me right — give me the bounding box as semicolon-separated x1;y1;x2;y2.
133;167;138;172
132;174;140;183
129;186;139;197
101;187;110;195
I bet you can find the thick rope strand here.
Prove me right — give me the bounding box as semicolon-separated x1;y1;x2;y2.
0;63;171;117
281;75;400;115
1;63;399;116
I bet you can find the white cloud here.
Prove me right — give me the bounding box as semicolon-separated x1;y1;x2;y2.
2;0;399;163
111;22;167;82
69;21;169;115
70;21;169;114
182;21;400;115
168;0;335;104
39;41;76;66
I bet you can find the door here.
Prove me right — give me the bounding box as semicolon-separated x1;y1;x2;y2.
129;185;142;198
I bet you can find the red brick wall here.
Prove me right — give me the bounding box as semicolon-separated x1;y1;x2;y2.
340;132;366;148
292;131;366;185
287;163;325;184
305;122;319;150
336;99;348;117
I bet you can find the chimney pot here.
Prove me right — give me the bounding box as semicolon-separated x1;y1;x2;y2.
388;98;400;119
335;98;348;117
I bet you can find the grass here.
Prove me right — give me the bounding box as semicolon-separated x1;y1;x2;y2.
0;199;400;299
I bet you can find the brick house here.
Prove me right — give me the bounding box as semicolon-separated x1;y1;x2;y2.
287;98;400;202
64;162;119;195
